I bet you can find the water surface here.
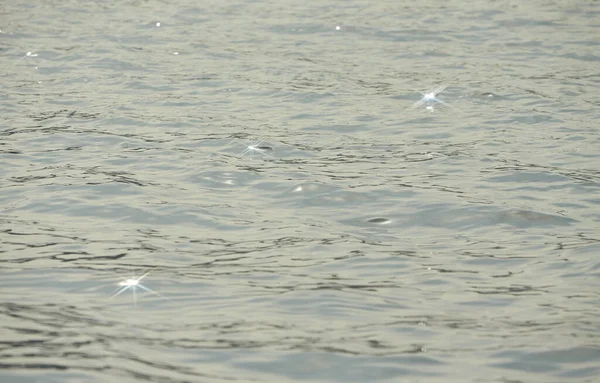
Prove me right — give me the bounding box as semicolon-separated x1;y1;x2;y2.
1;0;599;382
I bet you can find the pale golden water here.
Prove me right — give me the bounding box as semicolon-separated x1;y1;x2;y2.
1;0;599;382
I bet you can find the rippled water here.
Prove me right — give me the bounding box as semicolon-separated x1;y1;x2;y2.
2;0;599;382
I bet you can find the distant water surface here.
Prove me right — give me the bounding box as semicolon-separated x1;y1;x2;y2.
1;0;599;382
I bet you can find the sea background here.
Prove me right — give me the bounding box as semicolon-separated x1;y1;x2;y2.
1;0;599;382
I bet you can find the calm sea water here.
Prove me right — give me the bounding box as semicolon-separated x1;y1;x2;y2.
1;0;599;382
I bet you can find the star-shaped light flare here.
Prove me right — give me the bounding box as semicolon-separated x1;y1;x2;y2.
237;138;274;159
110;270;161;305
412;85;454;112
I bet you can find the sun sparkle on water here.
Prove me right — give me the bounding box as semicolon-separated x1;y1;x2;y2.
110;270;163;305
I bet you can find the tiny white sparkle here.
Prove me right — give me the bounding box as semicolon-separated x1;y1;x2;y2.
412;85;453;112
18;51;39;61
237;138;274;159
110;270;162;305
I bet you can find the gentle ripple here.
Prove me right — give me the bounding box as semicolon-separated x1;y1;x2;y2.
1;0;599;382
